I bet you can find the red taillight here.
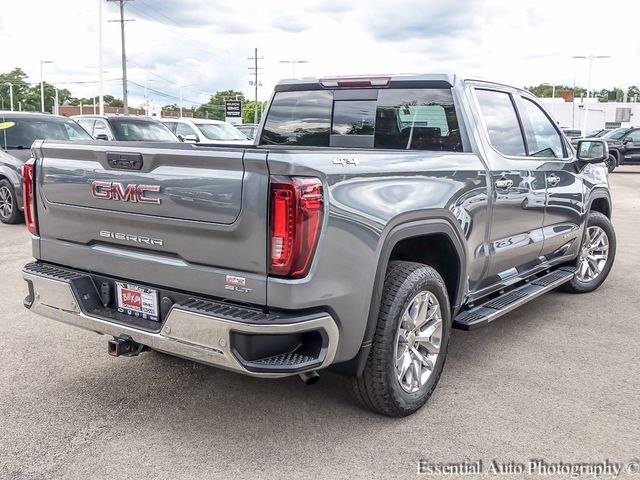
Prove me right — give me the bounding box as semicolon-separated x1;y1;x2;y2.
22;158;37;235
269;177;323;278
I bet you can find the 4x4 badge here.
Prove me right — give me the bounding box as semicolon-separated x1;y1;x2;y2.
333;157;359;167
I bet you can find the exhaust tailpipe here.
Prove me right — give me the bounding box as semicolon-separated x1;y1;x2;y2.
298;370;320;385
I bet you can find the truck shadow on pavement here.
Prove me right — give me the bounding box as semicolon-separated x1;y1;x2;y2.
50;288;572;430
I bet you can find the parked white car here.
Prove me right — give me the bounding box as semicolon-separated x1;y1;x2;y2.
161;118;252;144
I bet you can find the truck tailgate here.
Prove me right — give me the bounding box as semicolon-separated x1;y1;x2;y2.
33;141;269;305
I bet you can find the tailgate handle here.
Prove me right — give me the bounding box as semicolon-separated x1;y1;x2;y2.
106;152;144;171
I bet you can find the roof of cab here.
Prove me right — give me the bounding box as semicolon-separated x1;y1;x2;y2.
274;73;530;96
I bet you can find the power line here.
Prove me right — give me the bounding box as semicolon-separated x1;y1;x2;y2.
107;0;134;114
126;80;201;105
136;0;182;27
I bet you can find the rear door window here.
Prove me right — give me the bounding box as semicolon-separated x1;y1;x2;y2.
475;89;526;157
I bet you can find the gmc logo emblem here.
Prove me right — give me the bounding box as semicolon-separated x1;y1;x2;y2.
91;181;161;204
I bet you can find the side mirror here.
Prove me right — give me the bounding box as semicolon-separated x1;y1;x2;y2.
622;137;632;144
576;139;609;163
95;134;109;141
183;134;198;143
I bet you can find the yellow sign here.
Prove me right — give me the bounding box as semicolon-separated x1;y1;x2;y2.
0;121;15;130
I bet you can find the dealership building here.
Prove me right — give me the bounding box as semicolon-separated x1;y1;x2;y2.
540;97;639;132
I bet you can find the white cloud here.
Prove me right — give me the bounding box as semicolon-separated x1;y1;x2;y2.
1;0;637;109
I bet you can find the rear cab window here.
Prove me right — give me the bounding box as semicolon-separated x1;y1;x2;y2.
260;86;464;152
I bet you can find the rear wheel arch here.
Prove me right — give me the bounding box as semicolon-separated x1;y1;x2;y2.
331;218;466;377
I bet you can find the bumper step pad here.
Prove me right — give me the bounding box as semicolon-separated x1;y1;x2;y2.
22;262;339;377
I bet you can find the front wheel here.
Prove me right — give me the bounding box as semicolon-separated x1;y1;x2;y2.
349;261;451;417
606;154;616;173
561;211;616;293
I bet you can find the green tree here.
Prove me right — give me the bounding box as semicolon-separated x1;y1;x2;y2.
525;84;587;99
242;100;268;124
0;68;33;111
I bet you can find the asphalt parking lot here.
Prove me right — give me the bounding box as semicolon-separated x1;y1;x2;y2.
1;168;639;480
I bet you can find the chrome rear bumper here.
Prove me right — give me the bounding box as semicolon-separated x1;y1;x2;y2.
23;263;339;378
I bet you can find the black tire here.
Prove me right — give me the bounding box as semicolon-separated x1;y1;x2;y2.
0;179;23;225
560;211;616;293
606;154;616;173
349;261;451;417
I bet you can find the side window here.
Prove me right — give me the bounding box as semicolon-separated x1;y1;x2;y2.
518;97;565;158
260;90;332;146
176;122;198;139
475;89;526;157
62;123;89;140
163;122;177;134
76;119;95;135
626;130;640;143
93;120;111;139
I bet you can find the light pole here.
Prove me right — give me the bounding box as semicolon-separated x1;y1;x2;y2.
40;60;54;113
572;54;611;138
4;83;13;111
98;0;104;115
279;59;309;77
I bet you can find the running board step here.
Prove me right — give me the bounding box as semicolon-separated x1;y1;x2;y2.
453;267;576;330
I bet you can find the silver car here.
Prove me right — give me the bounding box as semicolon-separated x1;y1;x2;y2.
162;118;251;144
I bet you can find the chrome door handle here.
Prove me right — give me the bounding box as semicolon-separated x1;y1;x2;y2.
547;175;561;186
495;179;513;189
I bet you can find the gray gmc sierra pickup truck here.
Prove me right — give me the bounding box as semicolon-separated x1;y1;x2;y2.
21;74;616;416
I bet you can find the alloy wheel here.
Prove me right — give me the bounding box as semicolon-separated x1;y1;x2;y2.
576;226;609;282
0;185;13;220
394;290;443;393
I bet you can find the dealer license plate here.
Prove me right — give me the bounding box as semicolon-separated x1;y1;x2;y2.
115;282;159;321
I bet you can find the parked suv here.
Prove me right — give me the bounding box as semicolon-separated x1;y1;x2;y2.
602;127;640;170
72;115;178;142
161;118;251;144
21;75;615;416
0;112;92;224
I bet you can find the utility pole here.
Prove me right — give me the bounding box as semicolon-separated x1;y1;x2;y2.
572;54;611;138
248;48;263;124
108;0;134;115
